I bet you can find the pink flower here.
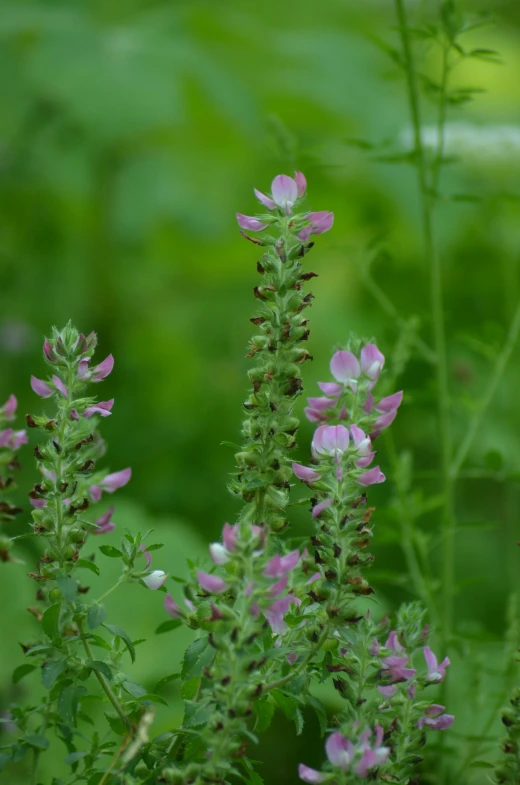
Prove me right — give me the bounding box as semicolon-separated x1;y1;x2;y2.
43;339;54;362
417;705;454;730
0;395;17;422
236;214;267;232
304;407;328;423
360;344;385;382
263;550;300;578
197;571;228;594
424;646;450;683
30;498;48;509
287;651;298;665
83;400;114;418
101;468;132;493
222;523;238;552
52;375;68;398
381;655;416;683
294;171;307;197
92;506;116;535
264;594;299;633
350;425;372;457
298;764;324;784
31;376;53;398
385;630;404;654
358;466;385;486
268;576;288;597
377;685;397;698
307;396;335;412
312;498;333;518
330;351;360;389
312;424;349;457
325;732;354;770
92;355;114;382
0;429;27;449
143;570;167;590
355;726;390;776
78;359;91;380
292;463;320;483
271;174;299;215
164;593;182;619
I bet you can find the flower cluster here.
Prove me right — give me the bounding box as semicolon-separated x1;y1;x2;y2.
0;395;27;560
299;724;390;782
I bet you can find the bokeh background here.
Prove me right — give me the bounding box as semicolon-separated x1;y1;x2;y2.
2;0;520;782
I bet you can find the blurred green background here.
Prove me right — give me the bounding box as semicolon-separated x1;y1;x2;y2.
2;0;520;782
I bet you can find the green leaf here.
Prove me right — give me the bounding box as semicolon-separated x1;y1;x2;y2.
87;604;108;630
57;686;87;726
253;698;275;732
294;707;304;736
104;712;127;737
12;664;36;684
245;771;264;785
156;619;182;635
154;672;181;693
57;575;78;602
306;695;328;737
99;545;123;558
271;689;298;720
181;677;199;700
470;761;494;768
104;624;136;663
184;699;213;728
42;660;67;689
87;661;113;681
65;751;88;765
76;559;101;576
42;604;61;640
485;449;503;471
25;735;50;751
144;543;164;551
182;636;214;679
122;680;148;698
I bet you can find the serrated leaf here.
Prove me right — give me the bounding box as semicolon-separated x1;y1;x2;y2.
253;698;275;732
99;545;123;558
184;699;213;728
42;659;67;689
104;624;136;663
88;604;108;630
87;661;113;681
58;685;87;726
104;712;127;736
154;672;181;693
181;677;199;700
271;689;297;720
182;637;214;679
155;619;182;635
76;558;101;576
26;735;49;751
12;663;36;684
42;604;61;640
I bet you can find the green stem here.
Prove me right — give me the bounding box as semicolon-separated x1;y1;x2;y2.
450;298;520;480
97;576;128;605
394;0;454;653
77;618;130;729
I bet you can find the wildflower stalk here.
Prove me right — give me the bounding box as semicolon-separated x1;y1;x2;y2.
0;394;27;561
393;0;454;655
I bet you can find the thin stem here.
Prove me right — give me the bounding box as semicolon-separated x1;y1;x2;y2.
361;266;436;365
77;618;130;729
394;0;454;652
97;576;127;605
450;298;520;480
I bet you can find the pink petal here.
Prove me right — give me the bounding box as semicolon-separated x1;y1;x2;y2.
222;522;238;552
297;226;312;242
304;407;327;423
385;631;404;653
307;396;335;412
271;174;298;210
92;354;114;382
325;732;352;770
358;466;386;486
294;171;307;197
43;339;54;362
0;429;13;448
308;210;334;234
197;571;228;594
164;593;182;619
31;376;53;399
90;486;102;503
360;344;385;380
317;381;343;397
83;400;114;418
306;571;321;585
78;359;91;380
30;498;48;509
292;463;320;483
378;685;398;698
312;498;333;518
287;651;298;665
375;410;397;430
268;576;288;597
298;765;324;784
254;188;276;210
375;391;403;414
236;213;267;232
52;375;68;398
0;394;17;421
93;506;116;535
100;468;132;493
330;351;360;384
